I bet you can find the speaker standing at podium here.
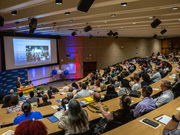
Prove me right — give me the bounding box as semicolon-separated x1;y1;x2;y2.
16;77;27;88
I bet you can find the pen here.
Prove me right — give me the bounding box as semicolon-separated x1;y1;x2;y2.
157;117;163;121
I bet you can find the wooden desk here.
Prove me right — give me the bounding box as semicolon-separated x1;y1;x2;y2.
17;86;34;93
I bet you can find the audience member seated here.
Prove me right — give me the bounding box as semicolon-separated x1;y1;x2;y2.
37;90;42;97
0;94;4;104
9;89;16;97
100;83;106;91
58;99;89;135
71;82;79;90
133;86;156;118
154;80;174;107
150;68;161;83
103;85;118;101
98;95;133;124
111;70;116;77
163;64;170;75
13;102;43;125
14;119;47;135
67;92;74;100
172;73;180;98
63;83;70;90
2;95;11;108
131;76;141;91
122;68;129;77
18;92;26;101
38;94;52;108
88;92;108;112
116;75;124;87
47;88;55;99
68;86;74;92
74;83;90;99
129;64;135;73
26;91;38;103
163;112;180;135
118;79;131;96
110;78;118;88
50;86;59;93
141;73;150;87
95;79;100;87
6;96;21;114
54;97;70;115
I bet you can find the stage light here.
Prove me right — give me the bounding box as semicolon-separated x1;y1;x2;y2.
71;32;77;36
11;10;17;16
107;30;113;37
113;32;118;37
153;34;158;39
65;12;70;15
89;34;93;39
160;29;167;35
121;3;127;7
84;25;92;32
56;0;62;5
151;18;161;28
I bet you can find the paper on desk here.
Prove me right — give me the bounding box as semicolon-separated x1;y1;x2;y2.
2;130;14;135
51;105;59;109
171;74;176;77
89;90;94;94
81;100;89;105
59;89;64;91
169;76;176;79
54;112;63;119
61;92;66;95
155;115;172;125
153;88;159;91
176;107;180;111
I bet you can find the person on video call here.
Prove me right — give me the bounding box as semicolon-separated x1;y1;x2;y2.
16;77;27;88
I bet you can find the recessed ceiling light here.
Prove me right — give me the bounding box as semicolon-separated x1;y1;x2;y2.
111;14;116;17
11;10;17;16
178;19;180;21
133;22;136;24
121;3;127;7
104;21;107;23
65;12;70;15
56;0;62;5
149;17;152;19
69;20;73;22
172;7;178;10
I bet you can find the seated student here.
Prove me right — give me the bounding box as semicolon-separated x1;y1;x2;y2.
172;73;180;98
18;92;26;101
129;76;135;86
122;68;129;77
71;82;79;90
37;94;52;108
150;68;161;83
95;79;100;87
58;99;89;135
36;90;42;97
88;92;108;112
118;79;131;96
154;80;174;107
6;96;21;114
0;94;4;104
163;64;170;75
110;78;118;88
100;83;106;91
99;77;104;84
13;102;43;125
14;119;47;135
68;86;74;92
133;86;156;118
74;83;90;99
98;95;133;124
111;70;116;78
141;73;150;87
103;85;118;101
49;86;59;93
131;76;141;91
26;91;38;103
116;75;124;87
67;92;74;100
2;95;11;108
63;83;70;90
8;89;16;97
163;112;180;135
47;89;55;99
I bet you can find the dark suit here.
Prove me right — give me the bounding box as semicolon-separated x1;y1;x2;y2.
16;80;25;88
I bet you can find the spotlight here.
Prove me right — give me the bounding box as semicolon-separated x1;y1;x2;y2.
153;34;158;39
89;34;93;39
151;18;161;28
11;10;17;16
65;12;70;15
56;0;62;5
29;18;37;33
107;30;113;37
160;29;167;35
71;32;77;36
77;0;95;12
111;14;116;17
121;3;127;7
84;25;92;32
113;32;118;37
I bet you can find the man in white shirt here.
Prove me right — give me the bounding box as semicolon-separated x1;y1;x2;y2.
74;83;90;99
154;80;174;107
151;68;161;83
63;83;69;90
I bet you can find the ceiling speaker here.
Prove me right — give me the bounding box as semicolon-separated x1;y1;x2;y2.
153;34;158;39
160;29;167;35
77;0;95;12
151;18;161;28
0;15;4;27
84;25;92;32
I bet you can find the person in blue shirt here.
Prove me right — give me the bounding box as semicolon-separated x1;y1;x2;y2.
18;92;26;101
13;102;43;125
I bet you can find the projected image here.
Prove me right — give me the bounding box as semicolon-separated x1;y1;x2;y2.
26;46;49;62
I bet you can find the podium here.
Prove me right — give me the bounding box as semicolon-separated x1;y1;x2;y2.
17;86;34;93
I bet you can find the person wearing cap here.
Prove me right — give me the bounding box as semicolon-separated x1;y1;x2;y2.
13;102;43;125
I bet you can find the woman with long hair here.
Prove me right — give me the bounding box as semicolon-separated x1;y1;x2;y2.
58;99;89;135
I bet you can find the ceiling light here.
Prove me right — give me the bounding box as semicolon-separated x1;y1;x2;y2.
65;12;70;15
121;3;127;7
149;17;152;19
172;7;178;10
133;22;136;24
69;20;73;22
11;10;17;16
111;14;116;17
178;19;180;21
56;0;62;5
71;32;77;36
113;32;118;37
104;21;107;23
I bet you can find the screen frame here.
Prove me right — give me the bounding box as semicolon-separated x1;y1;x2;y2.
2;33;60;71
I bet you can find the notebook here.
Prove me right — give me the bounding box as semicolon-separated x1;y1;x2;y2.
154;114;172;125
56;100;61;103
47;116;59;123
84;97;94;102
2;130;14;135
59;105;63;109
79;102;85;106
